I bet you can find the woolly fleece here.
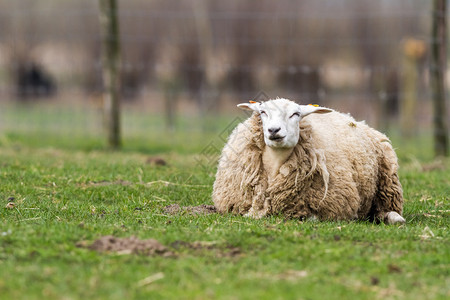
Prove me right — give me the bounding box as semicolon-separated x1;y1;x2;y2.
212;108;403;221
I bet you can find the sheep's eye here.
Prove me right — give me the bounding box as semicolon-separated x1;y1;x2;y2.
290;112;300;118
260;110;267;116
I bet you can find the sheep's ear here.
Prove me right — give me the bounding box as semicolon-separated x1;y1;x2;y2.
237;102;259;111
299;105;333;118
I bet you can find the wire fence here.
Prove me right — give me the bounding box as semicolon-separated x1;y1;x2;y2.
0;0;447;148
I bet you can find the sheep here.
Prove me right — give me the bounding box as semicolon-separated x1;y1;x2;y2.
212;98;405;224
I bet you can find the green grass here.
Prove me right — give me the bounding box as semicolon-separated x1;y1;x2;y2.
0;109;449;299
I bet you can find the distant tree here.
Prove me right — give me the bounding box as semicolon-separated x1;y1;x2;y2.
431;0;448;157
99;0;121;149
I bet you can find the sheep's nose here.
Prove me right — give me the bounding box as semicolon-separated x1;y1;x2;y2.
268;127;281;134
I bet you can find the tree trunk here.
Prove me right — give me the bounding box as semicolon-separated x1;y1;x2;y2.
99;0;121;149
400;50;418;137
431;0;448;157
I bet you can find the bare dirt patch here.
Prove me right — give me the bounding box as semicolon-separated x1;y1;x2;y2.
146;156;168;166
78;235;174;257
387;263;402;274
79;180;132;187
77;236;241;258
163;204;217;215
170;240;242;258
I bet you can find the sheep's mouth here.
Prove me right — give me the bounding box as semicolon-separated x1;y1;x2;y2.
269;135;285;142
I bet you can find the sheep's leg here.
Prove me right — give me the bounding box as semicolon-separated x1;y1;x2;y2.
375;142;405;225
244;197;270;219
384;211;405;224
244;207;266;219
244;204;269;219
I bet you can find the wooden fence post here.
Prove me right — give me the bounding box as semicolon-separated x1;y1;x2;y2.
99;0;121;149
431;0;448;157
400;38;426;137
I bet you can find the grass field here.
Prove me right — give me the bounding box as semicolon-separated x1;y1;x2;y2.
0;109;449;299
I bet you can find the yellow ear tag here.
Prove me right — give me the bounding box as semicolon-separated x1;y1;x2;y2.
308;104;319;107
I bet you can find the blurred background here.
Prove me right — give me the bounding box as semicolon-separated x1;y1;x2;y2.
0;0;448;155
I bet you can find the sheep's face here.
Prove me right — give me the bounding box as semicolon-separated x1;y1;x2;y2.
238;98;332;149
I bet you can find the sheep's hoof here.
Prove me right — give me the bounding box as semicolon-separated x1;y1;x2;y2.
244;208;267;219
385;211;406;225
306;215;319;222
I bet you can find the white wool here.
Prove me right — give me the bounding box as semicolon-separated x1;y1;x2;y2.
214;98;405;224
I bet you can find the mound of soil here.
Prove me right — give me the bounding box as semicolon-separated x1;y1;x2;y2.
146;156;167;166
164;204;217;215
83;235;174;257
170;240;242;258
78;235;241;258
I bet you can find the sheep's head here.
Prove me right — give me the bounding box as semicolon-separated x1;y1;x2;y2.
238;98;333;149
